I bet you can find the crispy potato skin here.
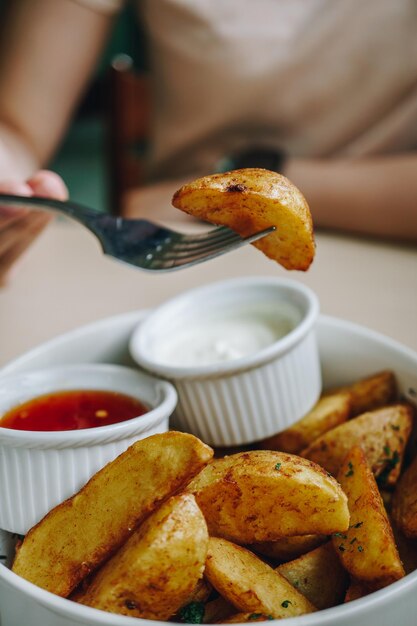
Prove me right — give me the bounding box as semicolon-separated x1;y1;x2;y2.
330;370;397;417
392;455;417;539
205;537;316;618
76;494;208;620
333;446;404;589
251;535;326;562
172;168;315;271
301;404;413;485
344;579;372;603
187;451;349;543
12;432;213;597
277;542;349;610
261;392;351;454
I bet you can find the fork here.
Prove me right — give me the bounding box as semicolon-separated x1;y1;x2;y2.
0;194;274;272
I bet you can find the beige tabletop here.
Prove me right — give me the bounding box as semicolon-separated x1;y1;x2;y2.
1;199;417;368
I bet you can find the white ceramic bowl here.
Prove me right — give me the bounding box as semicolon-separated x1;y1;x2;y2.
129;277;321;446
1;311;417;626
0;363;177;534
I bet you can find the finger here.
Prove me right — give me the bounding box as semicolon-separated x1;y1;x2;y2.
0;211;52;286
27;170;69;200
0;211;52;258
0;181;33;224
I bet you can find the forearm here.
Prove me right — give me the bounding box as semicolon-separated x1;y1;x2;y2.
285;154;417;241
0;122;39;180
0;0;113;171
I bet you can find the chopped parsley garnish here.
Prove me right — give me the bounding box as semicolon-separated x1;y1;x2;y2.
350;537;357;545
345;462;354;477
275;463;282;471
338;544;346;552
358;545;364;553
377;449;401;486
383;445;391;456
333;532;347;539
391;424;400;431
281;600;292;608
248;614;273;621
350;521;363;529
179;601;205;624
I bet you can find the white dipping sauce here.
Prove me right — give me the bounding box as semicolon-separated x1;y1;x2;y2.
156;306;296;367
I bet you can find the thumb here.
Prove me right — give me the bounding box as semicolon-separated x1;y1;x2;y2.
27;170;69;201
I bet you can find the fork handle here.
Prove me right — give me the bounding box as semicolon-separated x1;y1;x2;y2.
0;193;101;229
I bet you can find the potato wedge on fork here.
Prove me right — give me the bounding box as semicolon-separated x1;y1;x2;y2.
172;168;315;271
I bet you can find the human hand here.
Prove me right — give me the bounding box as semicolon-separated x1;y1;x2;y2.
0;170;68;285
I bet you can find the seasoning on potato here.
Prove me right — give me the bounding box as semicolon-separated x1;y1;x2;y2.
76;494;209;620
392;454;417;539
301;404;413;485
261;391;351;454
205;537;316;618
12;431;213;597
332;446;405;590
187;450;349;544
276;542;349;609
172;168;315;271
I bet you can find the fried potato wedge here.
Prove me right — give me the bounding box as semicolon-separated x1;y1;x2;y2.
250;535;326;562
301;404;413;485
261;392;351;454
330;370;397;417
205;537;316;618
12;432;213;597
76;493;208;620
392;454;417;538
172;168;315;271
344;579;372;603
277;542;349;609
332;446;404;589
187;451;349;543
202;596;236;624
389;514;417;574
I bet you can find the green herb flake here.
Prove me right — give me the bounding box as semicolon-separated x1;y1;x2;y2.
281;600;292;608
345;461;354;477
333;532;347;539
358;545;364;553
275;463;282;471
179;601;205;624
391;424;400;431
249;614;263;621
377;449;401;486
338;544;346;552
350;537;357;545
351;521;363;529
383;444;391;456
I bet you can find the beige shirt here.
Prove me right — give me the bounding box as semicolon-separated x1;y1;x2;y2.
75;0;417;179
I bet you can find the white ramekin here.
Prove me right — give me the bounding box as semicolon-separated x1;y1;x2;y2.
0;363;177;534
129;277;321;446
2;311;417;626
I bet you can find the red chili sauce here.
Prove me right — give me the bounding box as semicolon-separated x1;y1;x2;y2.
0;389;149;431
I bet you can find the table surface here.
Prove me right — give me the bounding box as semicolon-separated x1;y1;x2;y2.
1;201;417;368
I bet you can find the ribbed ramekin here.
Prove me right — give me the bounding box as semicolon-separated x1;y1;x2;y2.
0;364;177;534
130;277;321;447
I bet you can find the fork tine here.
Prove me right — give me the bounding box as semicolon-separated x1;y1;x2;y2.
144;226;275;270
170;225;233;244
165;229;243;256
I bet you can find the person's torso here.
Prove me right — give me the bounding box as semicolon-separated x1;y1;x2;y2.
136;0;417;177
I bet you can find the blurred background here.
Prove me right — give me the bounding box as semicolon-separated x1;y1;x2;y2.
0;0;146;212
